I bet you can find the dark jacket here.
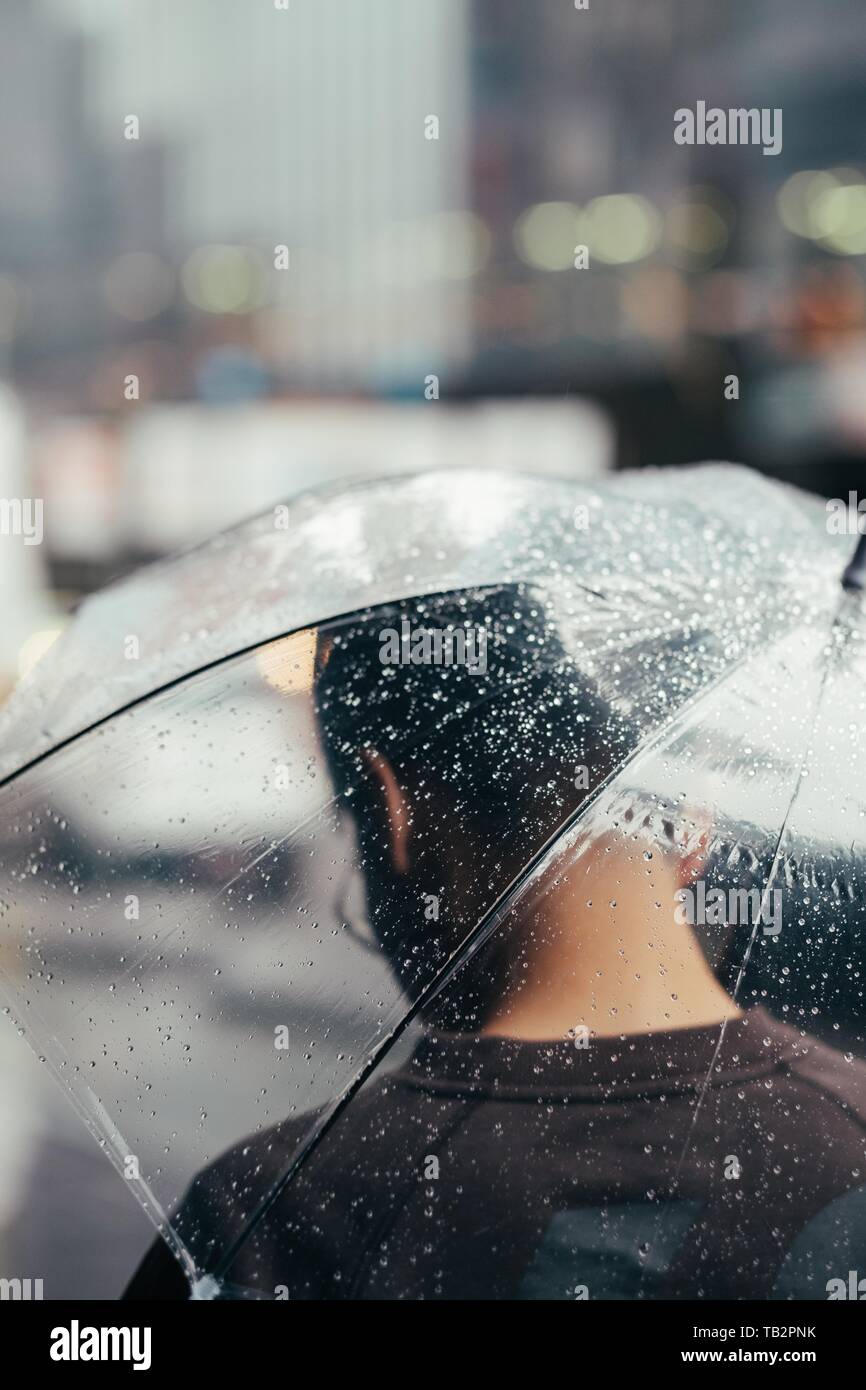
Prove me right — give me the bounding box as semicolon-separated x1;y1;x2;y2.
125;1008;866;1300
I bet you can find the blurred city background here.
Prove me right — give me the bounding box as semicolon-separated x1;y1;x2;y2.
2;0;866;1295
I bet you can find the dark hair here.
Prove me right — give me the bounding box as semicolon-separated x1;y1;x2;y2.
314;583;637;1026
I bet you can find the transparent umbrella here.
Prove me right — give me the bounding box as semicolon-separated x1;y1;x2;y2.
1;464;865;1301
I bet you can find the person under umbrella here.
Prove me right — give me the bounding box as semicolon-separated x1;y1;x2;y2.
125;582;866;1300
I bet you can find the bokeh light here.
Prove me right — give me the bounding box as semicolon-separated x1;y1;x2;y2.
584;194;661;265
424;210;492;280
777;168;866;251
812;179;866;255
513;201;582;271
665;192;730;264
181;245;268;314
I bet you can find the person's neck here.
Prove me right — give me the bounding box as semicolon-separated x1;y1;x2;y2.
480;851;740;1041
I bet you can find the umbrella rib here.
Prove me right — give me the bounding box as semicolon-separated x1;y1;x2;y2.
635;595;848;1297
0;579;616;792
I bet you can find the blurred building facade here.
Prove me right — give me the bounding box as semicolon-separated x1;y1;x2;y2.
0;0;865;600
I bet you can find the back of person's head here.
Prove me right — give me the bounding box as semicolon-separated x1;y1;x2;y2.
314;583;639;1026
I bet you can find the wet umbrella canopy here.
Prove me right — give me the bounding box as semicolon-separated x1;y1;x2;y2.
1;464;866;1301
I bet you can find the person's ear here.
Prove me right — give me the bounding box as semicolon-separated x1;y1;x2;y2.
360;747;412;873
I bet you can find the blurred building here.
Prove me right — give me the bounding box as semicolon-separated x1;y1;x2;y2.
1;0;866;590
30;0;473;391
